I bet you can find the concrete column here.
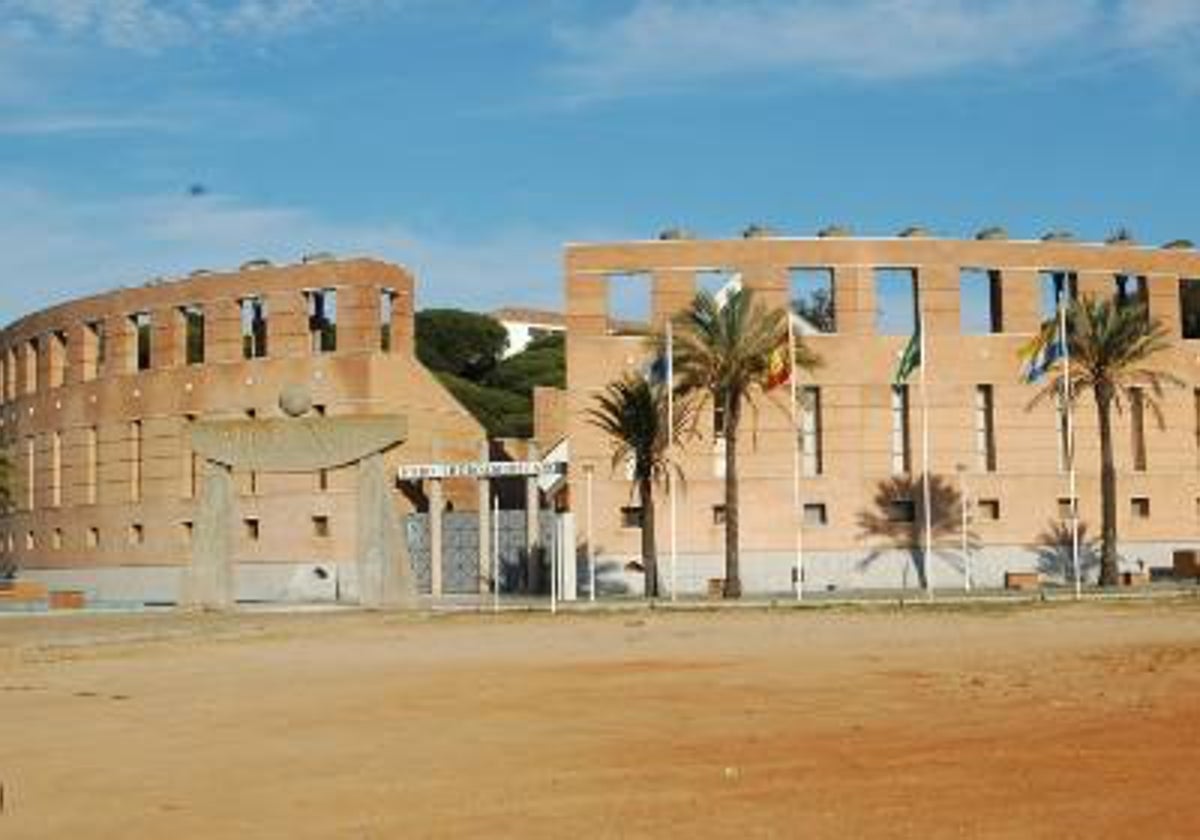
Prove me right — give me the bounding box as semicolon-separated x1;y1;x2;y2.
525;443;540;593
429;477;444;598
181;460;235;610
477;441;491;595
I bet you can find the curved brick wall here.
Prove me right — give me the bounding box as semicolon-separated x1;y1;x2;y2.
0;257;483;600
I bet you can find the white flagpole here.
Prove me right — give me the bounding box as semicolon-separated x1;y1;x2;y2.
1061;299;1081;599
667;320;678;601
585;465;595;602
788;312;804;600
918;301;934;600
492;495;500;614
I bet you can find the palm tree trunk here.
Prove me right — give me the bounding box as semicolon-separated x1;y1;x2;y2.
639;476;658;598
1095;383;1119;586
723;392;742;598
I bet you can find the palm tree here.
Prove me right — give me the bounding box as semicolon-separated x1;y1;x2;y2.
669;287;820;598
1023;296;1180;586
586;375;685;598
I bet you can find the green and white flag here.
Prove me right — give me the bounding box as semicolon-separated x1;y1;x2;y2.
893;327;921;384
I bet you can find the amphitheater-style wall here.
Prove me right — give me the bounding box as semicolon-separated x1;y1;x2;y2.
0;257;484;602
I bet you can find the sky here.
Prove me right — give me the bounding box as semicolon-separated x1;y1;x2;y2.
0;0;1197;325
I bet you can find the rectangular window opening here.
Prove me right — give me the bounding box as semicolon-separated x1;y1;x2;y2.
240;296;268;359
1180;279;1200;340
84;320;105;381
1057;496;1077;520
790;268;836;334
960;268;1003;334
891;385;911;476
1131;388;1147;472
380;288;397;352
51;431;62;508
975;385;997;472
312;515;331;538
181;304;205;365
874;268;918;336
799;386;823;476
619;506;643;529
129;421;143;502
305;288;338;353
86;527;99;549
978;499;1001;521
49;330;68;388
130;312;152;371
51;528;63;550
24;338;38;394
606;272;652;336
1131;497;1151;519
1114;274;1148;310
886;499;916;523
712;504;727;526
181;521;194;546
696;268;740;302
244;518;260;541
1039;271;1078;320
128;523;144;545
803;502;828;527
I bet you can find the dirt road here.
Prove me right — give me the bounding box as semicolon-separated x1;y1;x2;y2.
1;600;1197;838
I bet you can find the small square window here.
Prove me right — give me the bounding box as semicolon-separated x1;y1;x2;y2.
1131;497;1151;519
1058;497;1077;519
886;499;915;523
181;522;194;545
51;528;63;550
803;503;828;527
244;518;260;541
619;506;643;529
978;499;1001;521
312;515;331;538
129;524;144;545
712;505;727;526
87;527;99;548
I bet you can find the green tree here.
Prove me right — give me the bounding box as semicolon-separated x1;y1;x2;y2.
415;309;508;380
1023;296;1179;586
668;288;820;598
587;375;686;598
435;373;533;438
485;333;565;396
793;287;835;333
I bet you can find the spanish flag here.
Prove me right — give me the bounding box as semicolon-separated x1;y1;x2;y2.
766;324;792;390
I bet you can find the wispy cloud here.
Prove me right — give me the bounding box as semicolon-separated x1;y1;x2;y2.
1;0;386;52
0;182;576;324
552;0;1200;100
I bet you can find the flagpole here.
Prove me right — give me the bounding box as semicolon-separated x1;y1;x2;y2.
788;311;804;600
666;319;678;602
918;301;934;600
1061;299;1081;599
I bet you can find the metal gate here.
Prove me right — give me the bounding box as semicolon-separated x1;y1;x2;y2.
405;510;560;595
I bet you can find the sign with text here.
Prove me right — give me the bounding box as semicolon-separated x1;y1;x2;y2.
397;461;566;480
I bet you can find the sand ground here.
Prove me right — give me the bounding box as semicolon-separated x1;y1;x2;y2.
0;599;1197;838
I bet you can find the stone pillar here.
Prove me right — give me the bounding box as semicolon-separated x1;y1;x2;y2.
429;477;444;598
182;460;235;610
477;440;491;595
525;443;540;593
356;452;416;609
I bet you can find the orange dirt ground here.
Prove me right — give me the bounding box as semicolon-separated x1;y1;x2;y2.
0;599;1197;839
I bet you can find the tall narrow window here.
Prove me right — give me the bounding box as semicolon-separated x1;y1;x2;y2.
245;409;258;495
960;269;1003;334
2;347;13;400
24;338;38;394
25;435;35;510
305;288;338;353
607;272;653;335
49;330;67;388
1114;274;1148;311
875;268;919;336
974;385;996;472
130;420;143;502
1130;388;1147;472
891;385;911;475
86;426;98;505
1039;271;1078;319
130;312;152;371
1180;279;1200;340
51;431;62;508
84;320;105;380
181;305;205;365
790;268;836;333
380;288;397;352
799;386;823;476
241;297;268;359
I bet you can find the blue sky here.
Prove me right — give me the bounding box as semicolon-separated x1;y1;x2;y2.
1;0;1197;325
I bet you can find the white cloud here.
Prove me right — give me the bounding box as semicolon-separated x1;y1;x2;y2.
0;183;575;325
0;0;384;52
553;0;1103;98
1115;0;1200;88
